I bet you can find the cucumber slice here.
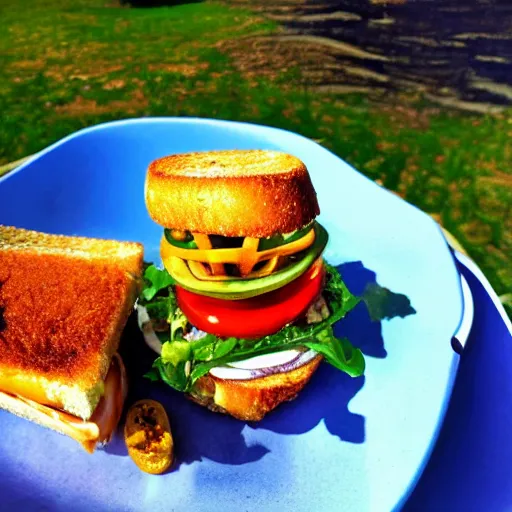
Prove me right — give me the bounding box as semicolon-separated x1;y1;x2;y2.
257;223;313;251
164;229;197;249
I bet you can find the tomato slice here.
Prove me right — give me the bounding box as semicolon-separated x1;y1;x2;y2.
175;260;325;339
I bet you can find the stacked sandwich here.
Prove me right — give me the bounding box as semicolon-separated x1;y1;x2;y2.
0;226;143;452
139;149;365;420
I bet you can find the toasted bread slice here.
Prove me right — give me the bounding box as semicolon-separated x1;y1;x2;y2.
189;354;323;421
0;226;143;420
145;150;320;237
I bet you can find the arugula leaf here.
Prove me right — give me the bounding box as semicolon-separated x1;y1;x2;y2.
362;282;416;322
304;329;365;377
213;337;238;359
193;336;237;362
323;261;360;322
141;264;175;301
141;263;364;393
144;297;169;322
170;307;188;341
144;368;161;382
153;358;189;392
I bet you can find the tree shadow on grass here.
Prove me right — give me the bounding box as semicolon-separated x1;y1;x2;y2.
121;0;203;7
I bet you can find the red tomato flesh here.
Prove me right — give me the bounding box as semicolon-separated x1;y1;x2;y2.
175;260;325;339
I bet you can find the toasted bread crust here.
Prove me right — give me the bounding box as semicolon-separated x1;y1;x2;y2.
0;226;143;418
189;354;323;421
0;226;143;277
145;150;320;237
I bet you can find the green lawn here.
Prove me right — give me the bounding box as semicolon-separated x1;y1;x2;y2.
1;0;510;310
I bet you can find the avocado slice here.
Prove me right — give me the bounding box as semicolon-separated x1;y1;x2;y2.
165;223;329;300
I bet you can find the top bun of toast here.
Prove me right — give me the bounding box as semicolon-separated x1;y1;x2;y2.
145;150;320;238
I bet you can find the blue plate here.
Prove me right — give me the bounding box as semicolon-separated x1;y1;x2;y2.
0;118;464;512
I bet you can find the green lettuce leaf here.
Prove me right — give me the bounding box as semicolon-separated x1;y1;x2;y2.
141;264;175;301
143;296;169;322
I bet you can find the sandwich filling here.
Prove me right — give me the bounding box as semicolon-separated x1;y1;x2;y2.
160;222;329;301
162;223;315;279
0;370;105;420
138;256;365;394
0;354;127;453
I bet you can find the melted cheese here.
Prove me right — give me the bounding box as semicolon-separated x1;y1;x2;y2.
0;372;58;409
0;354;127;453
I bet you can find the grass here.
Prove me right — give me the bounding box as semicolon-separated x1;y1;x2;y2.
1;0;510;309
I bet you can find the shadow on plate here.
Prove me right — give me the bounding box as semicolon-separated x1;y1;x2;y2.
0;448;110;512
258;262;415;439
108;262;415;468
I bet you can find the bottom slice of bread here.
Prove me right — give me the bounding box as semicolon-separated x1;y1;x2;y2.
189;354;323;421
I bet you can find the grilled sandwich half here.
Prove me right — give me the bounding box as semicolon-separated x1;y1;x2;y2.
0;226;143;452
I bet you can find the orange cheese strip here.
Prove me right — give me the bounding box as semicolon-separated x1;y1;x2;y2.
239;237;260;277
191;232;225;276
